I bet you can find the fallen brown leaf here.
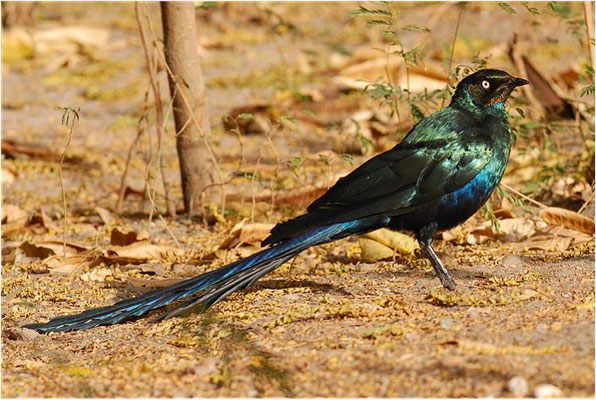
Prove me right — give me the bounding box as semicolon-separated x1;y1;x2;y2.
95;206;115;225
105;242;181;262
20;240;88;258
45;253;96;275
1;210;56;238
509;236;573;252
218;219;275;250
494;218;536;242
541;207;595;235
110;228;149;246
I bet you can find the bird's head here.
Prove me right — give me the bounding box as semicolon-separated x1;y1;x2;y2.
451;69;529;110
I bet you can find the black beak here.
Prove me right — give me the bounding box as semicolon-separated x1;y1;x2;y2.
511;77;529;87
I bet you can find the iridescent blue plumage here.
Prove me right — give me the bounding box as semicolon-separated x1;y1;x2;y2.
24;69;528;333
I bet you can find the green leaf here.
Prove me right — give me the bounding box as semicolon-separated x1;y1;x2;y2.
367;19;392;27
286;156;303;176
197;1;217;10
319;154;330;166
410;103;425;121
498;2;516;14
302;109;318;118
521;1;540;15
581;83;595;97
235;171;260;181
367;83;396;99
326;43;351;55
341;153;354;165
238;112;254;120
351;5;391;17
402;25;430;33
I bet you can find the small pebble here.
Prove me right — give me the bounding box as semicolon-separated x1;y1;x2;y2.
536;323;548;332
440;317;453;329
534;383;563;398
355;263;376;273
507;376;529;397
468;307;481;318
405;333;420;342
501;254;526;271
472;263;493;278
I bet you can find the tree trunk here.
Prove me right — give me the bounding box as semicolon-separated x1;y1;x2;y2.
160;2;220;215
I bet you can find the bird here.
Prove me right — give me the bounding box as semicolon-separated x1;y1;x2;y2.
24;69;528;333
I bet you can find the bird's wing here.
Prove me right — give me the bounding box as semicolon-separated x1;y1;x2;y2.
307;135;493;218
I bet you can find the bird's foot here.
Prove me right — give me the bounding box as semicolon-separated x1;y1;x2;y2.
420;242;457;291
435;268;457;291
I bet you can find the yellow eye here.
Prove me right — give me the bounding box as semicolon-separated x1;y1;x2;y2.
481;80;490;89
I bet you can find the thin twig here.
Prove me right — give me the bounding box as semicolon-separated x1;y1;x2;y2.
383;49;401;124
228;116;247;208
584;1;594;71
116;87;150;214
509;35;546;125
251;149;261;224
390;4;411;114
578;181;595;214
136;2;176;218
500;182;547;209
265;120;281;214
58;107;79;256
159;214;181;248
441;4;465;108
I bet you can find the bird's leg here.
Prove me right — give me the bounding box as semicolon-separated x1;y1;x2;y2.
420;243;457;291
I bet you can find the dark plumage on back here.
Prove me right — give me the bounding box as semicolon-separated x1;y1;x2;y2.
25;69;528;333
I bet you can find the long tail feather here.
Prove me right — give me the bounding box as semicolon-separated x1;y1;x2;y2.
24;220;371;333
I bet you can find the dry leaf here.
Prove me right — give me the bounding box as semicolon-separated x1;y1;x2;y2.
18;242;54;259
334;57;446;93
222;104;271;135
95;206;115;225
364;229;419;254
110;228;149;246
541;207;595;235
507;40;574;119
2;139;60;159
358;228;419;262
1;210;56;238
358;238;395;262
20;240;88;258
495;218;536;242
105;242;181;262
45;254;95;275
218;219;275;250
509;236;573;252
